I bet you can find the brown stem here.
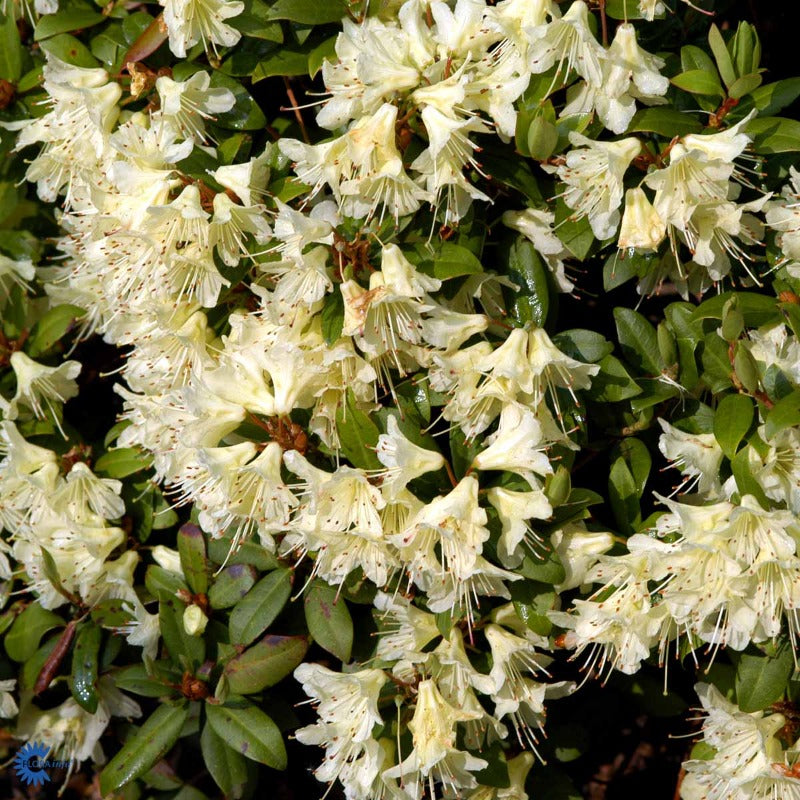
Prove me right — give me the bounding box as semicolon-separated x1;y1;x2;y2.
282;76;310;145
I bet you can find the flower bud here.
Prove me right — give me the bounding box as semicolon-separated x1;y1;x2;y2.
618;188;666;252
152;545;183;574
183;604;208;636
545;465;572;508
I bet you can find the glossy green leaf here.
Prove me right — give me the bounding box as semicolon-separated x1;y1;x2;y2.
224;634;308;693
94;447;152;478
713;393;755;459
70;623;101;713
708;25;736;88
613;307;663;376
178;523;209;595
671;69;725;97
764;390;800;440
0;10;23;82
735;643;794;712
335;390;382;470
209;564;258;610
5;604;64;662
201;724;249;800
206;701;287;769
304;579;353;662
266;0;347;24
100;702;189;795
229;568;292;645
589;355;642;402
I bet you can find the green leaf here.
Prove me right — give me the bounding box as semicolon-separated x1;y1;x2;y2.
267;0;347;24
100;703;189;795
321;290;344;345
308;35;337;77
39;33;99;67
681;44;718;76
614;438;652;498
552;329;613;364
252;48;311;81
304;579;353;662
730;446;771;508
708;25;736;88
554;197;594;260
506;237;549;327
613;307;663;376
713;394;755;459
732;21;760;77
746;117;800;154
70;623;101;713
628;108;703;137
210;71;267;131
113;663;173;698
692;292;780;328
178;523;209;595
229;0;283;41
145;564;189;601
91;598;135;629
0;10;23;82
26;304;86;357
741;78;800;116
700;333;733;393
764;390;800;440
728;73;762;101
412;240;483;280
671;70;725;97
35;8;104;40
735;643;794;712
526;114;559;161
201;724;249;800
224;634;309;693
519;549;565;585
207;535;279;572
209;564;258;610
94;447;152;478
229;568;293;645
335;390;382;470
4;604;64;662
608;456;640;532
206;701;287;769
589;355;642;402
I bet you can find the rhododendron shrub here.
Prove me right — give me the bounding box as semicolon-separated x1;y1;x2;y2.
2;0;800;798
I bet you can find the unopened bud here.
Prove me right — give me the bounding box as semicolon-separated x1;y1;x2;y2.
545;465;571;508
183;604;208;636
152;545;182;574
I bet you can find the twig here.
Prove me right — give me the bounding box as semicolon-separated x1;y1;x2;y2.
282;76;310;145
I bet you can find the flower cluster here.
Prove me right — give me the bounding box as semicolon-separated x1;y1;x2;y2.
2;0;800;798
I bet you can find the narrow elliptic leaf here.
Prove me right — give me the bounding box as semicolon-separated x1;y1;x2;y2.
206;701;287;769
229;568;292;645
178;523;209;595
201;724;249;799
713;393;755;459
100;702;189;795
224;634;309;693
304;579;353;663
